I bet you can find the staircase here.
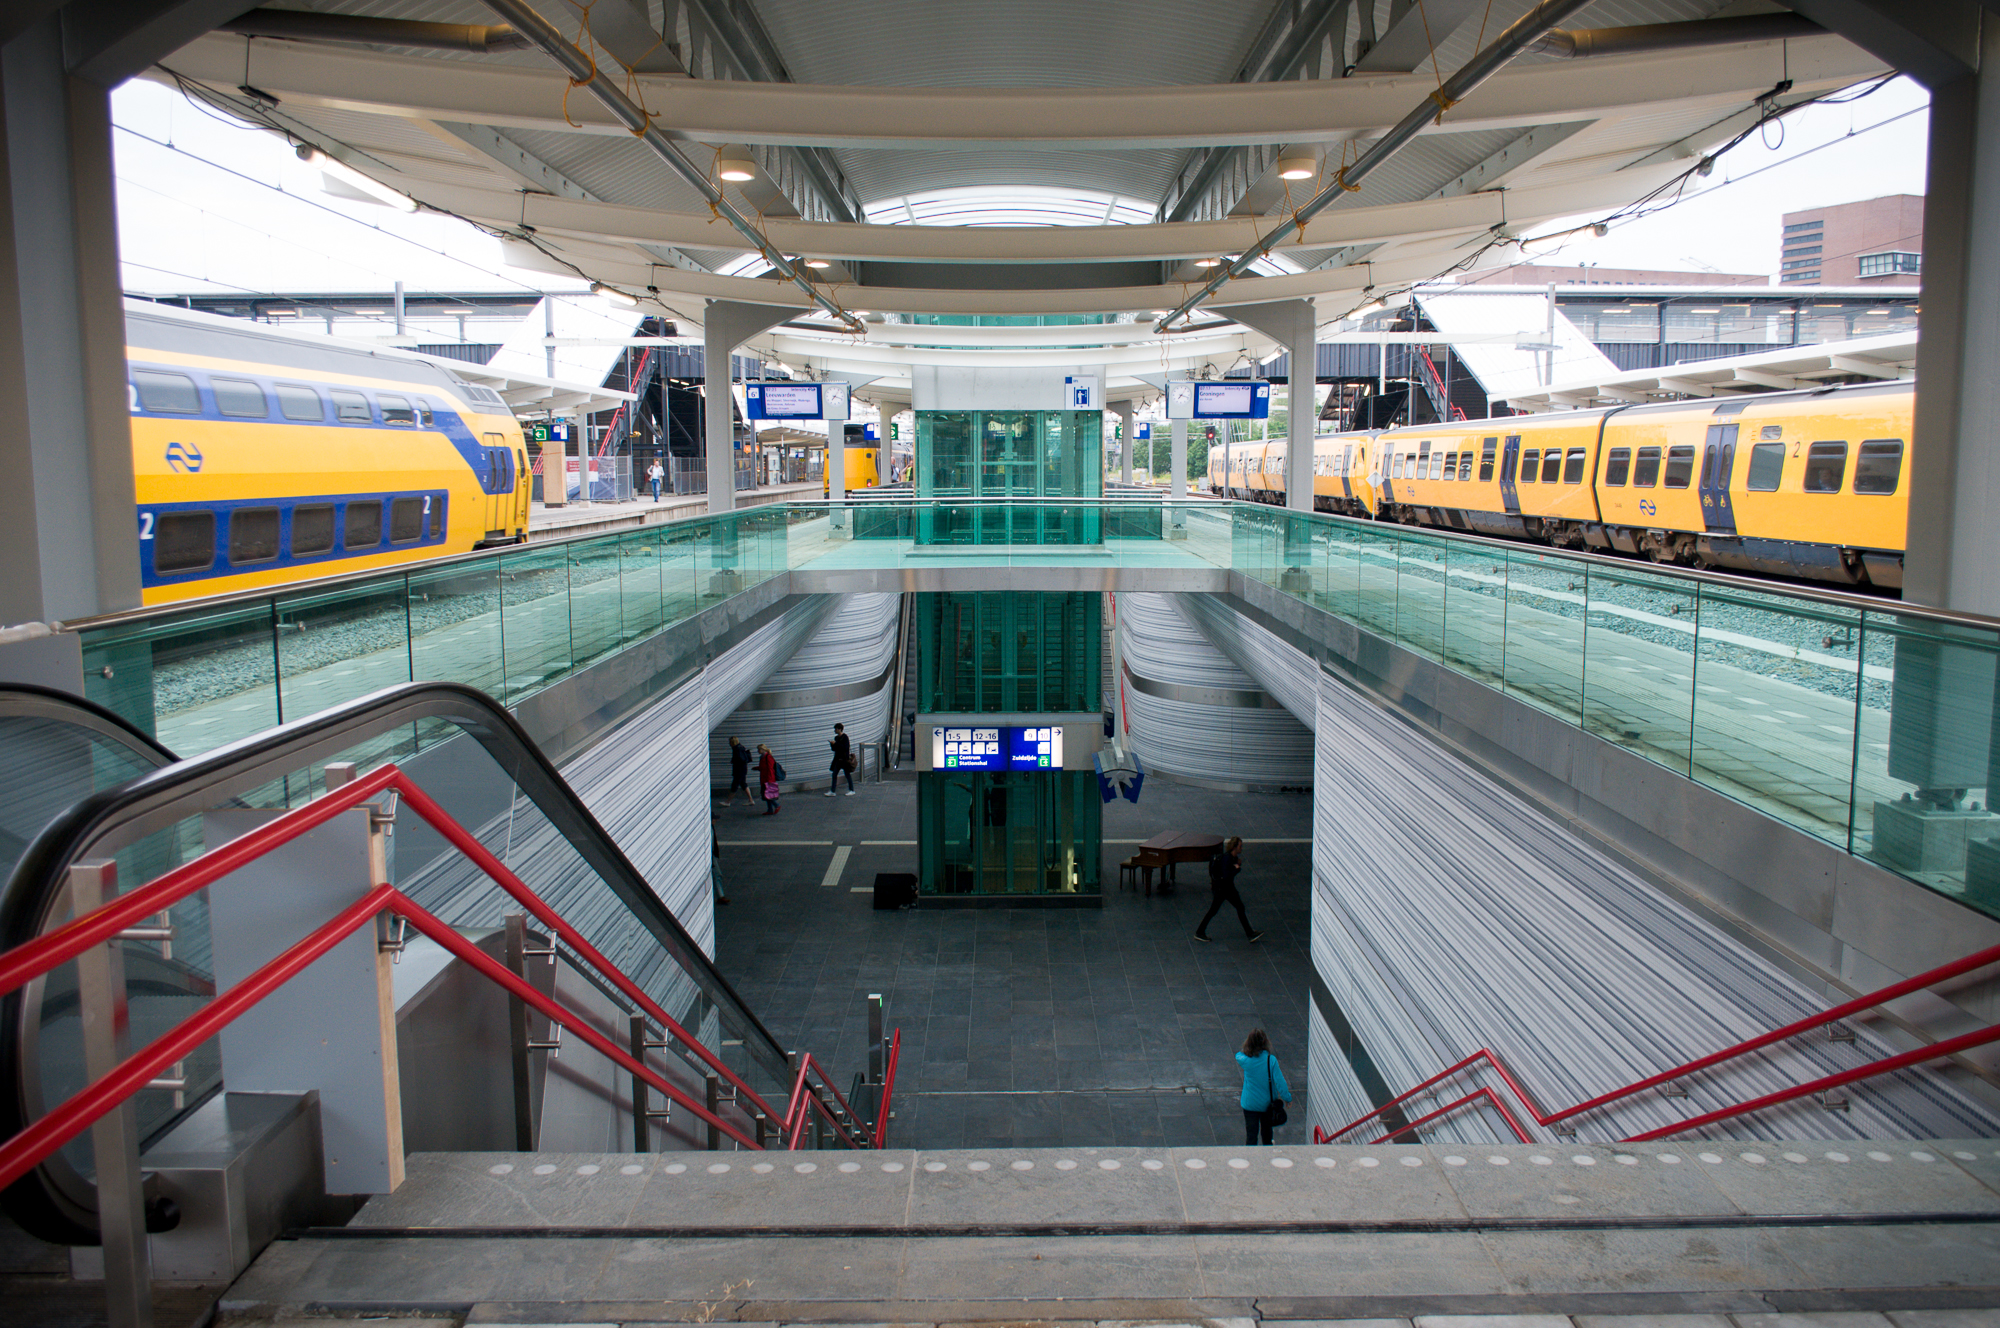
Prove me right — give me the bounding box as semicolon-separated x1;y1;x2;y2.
896;593;921;766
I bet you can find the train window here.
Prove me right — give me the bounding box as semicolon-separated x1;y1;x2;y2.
228;507;281;565
1541;450;1563;483
1390;455;1404;479
1663;444;1696;488
152;511;214;573
1854;439;1903;495
379;394;416;426
1458;453;1473;481
390;496;425;543
1760;424;1783;441
133;370;200;413
1478;438;1497;482
345;500;383;548
414;400;434;427
276;383;324;421
1603;448;1631;486
1519;449;1539;482
292;504;336;556
1746;442;1785;491
329;389;372;424
211;377;268;417
1804;441;1849;493
1429;453;1444;480
429;494;445;537
1632;447;1661;487
1443;452;1459;480
1562;449;1587;484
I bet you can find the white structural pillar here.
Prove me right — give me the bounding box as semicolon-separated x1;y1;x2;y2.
1170;419;1187;502
0;18;141;623
1217;299;1317;513
702;301;794;514
1112;400;1134;486
1907;19;2000;614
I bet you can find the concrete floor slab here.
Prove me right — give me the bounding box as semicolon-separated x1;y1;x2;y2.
1415;1315;1576;1328
1732;1313;1895;1328
897;1234;1208;1299
1572;1316;1735;1328
905;1146;1183;1225
352;1153;656;1229
225;1236;619;1310
1758;1224;2000;1292
625;1151;916;1228
591;1234;907;1302
1478;1228;1814;1296
1884;1312;2000;1328
1933;1145;2000;1196
1434;1146;1736;1220
1685;1147;2000;1216
1172;1145;1469;1223
1193;1232;1511;1298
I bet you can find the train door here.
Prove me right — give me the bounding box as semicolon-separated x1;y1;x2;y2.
1699;423;1739;534
1499;434;1522;514
482;433;506;534
515;448;530;530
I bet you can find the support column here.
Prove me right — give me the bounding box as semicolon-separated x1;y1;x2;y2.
0;18;141;624
702;301;794;514
1217;299;1318;513
1170;419;1187;502
1113;400;1134;486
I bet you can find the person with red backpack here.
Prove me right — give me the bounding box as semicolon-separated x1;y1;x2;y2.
758;743;783;815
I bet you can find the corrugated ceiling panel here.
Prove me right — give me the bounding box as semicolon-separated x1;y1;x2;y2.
500;127;719;212
834;147;1190;211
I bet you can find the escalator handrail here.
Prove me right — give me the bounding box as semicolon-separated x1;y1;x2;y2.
0;680;790;1085
0;684;179;767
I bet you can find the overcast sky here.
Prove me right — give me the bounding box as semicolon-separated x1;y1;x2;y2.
110;71;1931;302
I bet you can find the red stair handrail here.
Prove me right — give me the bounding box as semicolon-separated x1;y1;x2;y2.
1313;940;2000;1145
781;1050;870;1150
872;1029;902;1149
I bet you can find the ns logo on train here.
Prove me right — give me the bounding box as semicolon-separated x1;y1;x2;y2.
164;439;203;473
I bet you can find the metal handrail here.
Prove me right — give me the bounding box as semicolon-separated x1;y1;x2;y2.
1315;940;2000;1145
0;683;792;1090
782;1050;872;1150
871;1030;902;1149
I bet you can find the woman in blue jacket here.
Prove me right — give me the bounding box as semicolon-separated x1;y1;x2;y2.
1236;1028;1291;1145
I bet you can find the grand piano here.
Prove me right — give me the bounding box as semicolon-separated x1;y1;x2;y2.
1133;831;1223;896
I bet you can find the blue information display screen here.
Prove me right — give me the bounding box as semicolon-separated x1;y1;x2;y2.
932;725;1065;771
745;381;823;420
1194;381;1270;419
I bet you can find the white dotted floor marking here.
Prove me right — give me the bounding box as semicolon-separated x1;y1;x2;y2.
1143;1159;1165;1170
1271;1157;1294;1168
1488;1156;1510;1166
1782;1152;1808;1164
1056;1159;1077;1171
1011;1160;1034;1171
1571;1155;1596;1166
1911;1150;1935;1162
1868;1150;1893;1162
1184;1158;1207;1169
1658;1154;1681;1164
665;1163;687;1175
1357;1157;1379;1168
966;1161;989;1172
1443;1155;1466;1166
1615;1155;1638;1166
1741;1153;1767;1165
839;1161;862;1172
488;1164;514;1176
1530;1155;1553;1166
1699;1153;1723;1164
1229;1158;1250;1169
1826;1151;1849;1162
1400;1156;1424;1167
752;1163;774;1174
1314;1157;1335;1168
923;1162;945;1172
532;1164;558;1175
882;1162;904;1173
620;1164;644;1176
1099;1159;1121;1170
576;1165;600;1176
707;1163;730;1174
794;1162;817;1173
1554;1194;1579;1205
1956;1151;1978;1161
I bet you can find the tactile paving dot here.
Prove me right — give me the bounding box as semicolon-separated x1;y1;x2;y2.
532;1164;558;1175
922;1162;946;1172
1399;1156;1424;1167
1657;1154;1681;1164
966;1161;989;1172
576;1164;600;1176
1011;1160;1034;1171
1911;1151;1936;1162
487;1163;514;1176
1184;1158;1207;1169
665;1163;687;1175
796;1162;819;1173
620;1164;644;1176
1868;1150;1893;1162
839;1161;862;1172
881;1162;904;1173
1740;1153;1767;1165
1056;1159;1078;1171
752;1163;775;1174
1956;1151;1978;1161
1530;1155;1553;1166
1356;1157;1379;1168
1229;1158;1251;1169
1571;1155;1596;1166
707;1163;730;1174
1826;1152;1850;1162
1443;1155;1466;1166
1314;1157;1336;1168
1614;1155;1638;1166
1271;1157;1294;1168
1143;1159;1165;1170
1782;1152;1809;1164
1487;1156;1510;1166
1099;1159;1121;1170
1698;1153;1723;1164
1554;1194;1580;1205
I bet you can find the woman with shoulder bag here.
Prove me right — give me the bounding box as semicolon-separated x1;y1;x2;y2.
1236;1027;1291;1145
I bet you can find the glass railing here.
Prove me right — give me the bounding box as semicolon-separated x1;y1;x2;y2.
59;494;2000;924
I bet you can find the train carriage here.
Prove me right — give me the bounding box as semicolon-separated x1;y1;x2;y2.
126;302;530;607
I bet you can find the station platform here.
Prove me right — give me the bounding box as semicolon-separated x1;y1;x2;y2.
221;1141;2000;1321
529;482;827;540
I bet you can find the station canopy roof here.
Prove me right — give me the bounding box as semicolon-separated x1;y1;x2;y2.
153;1;1892;398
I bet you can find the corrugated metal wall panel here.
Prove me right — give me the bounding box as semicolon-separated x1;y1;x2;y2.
1175;593;1319;729
1311;667;2000;1144
702;596;843;729
712;593;902;791
1116;593;1313;787
1307;997;1375;1147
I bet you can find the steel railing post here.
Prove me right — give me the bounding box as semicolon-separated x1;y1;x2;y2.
73;860;154;1328
630;1013;649;1153
867;994;884;1085
504;913;536;1150
705;1074;721;1150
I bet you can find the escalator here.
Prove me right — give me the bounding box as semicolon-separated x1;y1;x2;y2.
0;681;794;1246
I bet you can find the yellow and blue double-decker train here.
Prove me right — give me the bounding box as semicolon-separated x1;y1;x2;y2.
1208;379;1912;591
126;301;530;606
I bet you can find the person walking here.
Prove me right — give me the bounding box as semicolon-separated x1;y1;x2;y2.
723;735;754;807
826;722;856;796
757;743;781;815
1236;1028;1291;1146
647;458;665;502
1194;836;1262;942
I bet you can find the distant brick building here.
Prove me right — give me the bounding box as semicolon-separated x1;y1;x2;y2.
1462;262;1766;287
1779;195;1923;286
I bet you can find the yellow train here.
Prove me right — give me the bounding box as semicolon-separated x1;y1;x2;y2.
824;423;882;494
127;301;529;606
1207;380;1912;590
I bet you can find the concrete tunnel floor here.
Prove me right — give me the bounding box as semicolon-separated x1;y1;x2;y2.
710;775;1314;1150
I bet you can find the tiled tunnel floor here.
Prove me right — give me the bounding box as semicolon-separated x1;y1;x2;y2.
710;774;1313;1149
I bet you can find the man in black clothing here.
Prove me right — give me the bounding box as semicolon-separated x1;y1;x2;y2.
723;736;753;807
1195;836;1262;942
827;722;856;796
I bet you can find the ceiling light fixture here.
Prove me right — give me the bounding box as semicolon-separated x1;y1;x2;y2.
297;145;415;212
804;258;832;269
1195;258;1221;268
717;151;758;182
1274;155;1317;180
589;282;638;307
